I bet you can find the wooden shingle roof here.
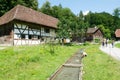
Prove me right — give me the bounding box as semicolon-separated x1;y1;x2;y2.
115;29;120;37
0;5;59;28
87;27;99;34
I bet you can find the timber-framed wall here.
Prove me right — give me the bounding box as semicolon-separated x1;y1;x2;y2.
13;22;56;45
0;22;56;46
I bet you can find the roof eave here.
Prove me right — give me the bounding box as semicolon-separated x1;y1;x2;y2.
13;19;58;29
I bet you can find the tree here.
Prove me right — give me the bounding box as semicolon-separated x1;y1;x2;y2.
113;8;120;34
98;25;111;39
40;1;75;39
77;11;89;42
113;8;120;18
0;0;38;16
41;2;89;42
40;1;52;15
40;1;120;40
85;12;116;38
57;8;76;38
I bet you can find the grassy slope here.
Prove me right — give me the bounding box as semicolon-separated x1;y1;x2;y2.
0;44;120;80
83;44;120;80
0;45;82;80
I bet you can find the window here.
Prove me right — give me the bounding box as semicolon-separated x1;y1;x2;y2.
44;28;50;33
21;34;25;39
38;36;40;39
33;35;38;39
29;35;32;39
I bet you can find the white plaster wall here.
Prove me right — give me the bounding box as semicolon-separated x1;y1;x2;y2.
14;40;41;45
50;29;56;37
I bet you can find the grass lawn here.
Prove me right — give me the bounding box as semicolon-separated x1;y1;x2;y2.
0;44;120;80
83;44;120;80
0;44;83;80
115;43;120;48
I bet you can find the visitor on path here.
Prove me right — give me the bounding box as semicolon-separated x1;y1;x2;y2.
105;39;108;47
102;39;105;47
111;40;114;48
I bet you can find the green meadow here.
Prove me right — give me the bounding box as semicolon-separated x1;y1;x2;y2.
83;44;120;80
115;43;120;48
0;44;82;80
0;44;120;80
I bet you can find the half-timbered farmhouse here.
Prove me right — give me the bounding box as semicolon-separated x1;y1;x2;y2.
86;27;103;41
0;5;59;46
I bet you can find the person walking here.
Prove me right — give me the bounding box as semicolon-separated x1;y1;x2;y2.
102;39;105;47
105;39;108;47
111;40;114;48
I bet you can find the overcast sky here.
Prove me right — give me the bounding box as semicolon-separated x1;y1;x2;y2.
38;0;120;15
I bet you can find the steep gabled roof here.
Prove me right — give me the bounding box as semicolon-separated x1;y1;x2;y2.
0;5;59;28
115;29;120;37
87;27;99;34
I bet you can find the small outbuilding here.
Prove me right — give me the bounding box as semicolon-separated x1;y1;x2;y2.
0;5;59;46
86;27;103;41
115;29;120;40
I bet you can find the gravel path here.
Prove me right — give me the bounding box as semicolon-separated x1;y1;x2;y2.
100;43;120;61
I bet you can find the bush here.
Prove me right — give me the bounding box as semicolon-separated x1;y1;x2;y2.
94;38;100;43
83;41;90;46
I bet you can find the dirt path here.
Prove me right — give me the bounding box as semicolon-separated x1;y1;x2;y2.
48;49;83;80
100;44;120;60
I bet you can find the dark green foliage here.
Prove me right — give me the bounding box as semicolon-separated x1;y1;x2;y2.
94;38;100;43
98;25;111;38
40;1;89;41
40;1;120;40
83;41;90;46
40;1;52;15
113;8;120;18
0;0;38;16
85;11;120;38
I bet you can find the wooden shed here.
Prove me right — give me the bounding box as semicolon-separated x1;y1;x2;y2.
0;5;59;46
86;27;103;41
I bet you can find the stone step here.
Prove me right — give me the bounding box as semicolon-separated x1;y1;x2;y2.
63;63;82;68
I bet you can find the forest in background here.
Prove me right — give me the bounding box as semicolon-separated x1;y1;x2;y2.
0;0;120;39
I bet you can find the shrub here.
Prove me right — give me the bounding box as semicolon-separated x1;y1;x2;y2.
83;41;90;46
94;38;100;43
